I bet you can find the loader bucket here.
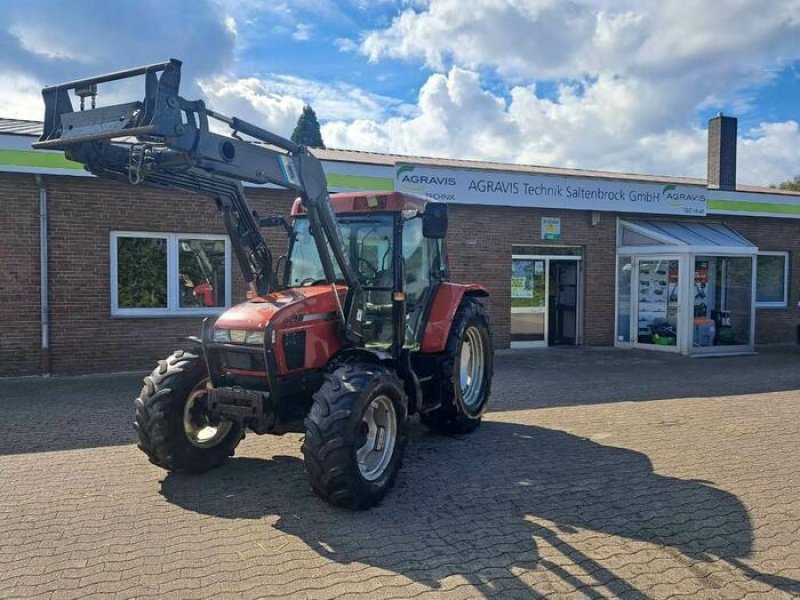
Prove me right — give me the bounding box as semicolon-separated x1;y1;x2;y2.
33;59;184;151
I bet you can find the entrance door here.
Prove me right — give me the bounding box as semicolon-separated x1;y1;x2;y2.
548;261;578;345
511;258;547;346
634;257;682;351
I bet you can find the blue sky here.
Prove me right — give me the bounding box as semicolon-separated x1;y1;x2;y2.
1;0;799;185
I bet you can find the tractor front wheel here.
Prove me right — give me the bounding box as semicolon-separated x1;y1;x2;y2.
134;350;243;473
421;298;493;434
302;362;408;509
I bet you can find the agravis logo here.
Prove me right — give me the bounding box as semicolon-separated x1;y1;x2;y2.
396;165;456;187
662;184;706;207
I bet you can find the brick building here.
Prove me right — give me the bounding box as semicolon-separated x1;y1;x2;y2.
2;115;799;376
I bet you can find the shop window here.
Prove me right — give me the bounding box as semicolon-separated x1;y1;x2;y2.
616;257;632;342
693;256;753;347
115;236;168;310
756;252;789;307
111;232;231;316
178;239;228;309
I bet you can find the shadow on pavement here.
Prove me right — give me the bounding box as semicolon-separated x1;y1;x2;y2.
161;420;800;598
0;373;142;456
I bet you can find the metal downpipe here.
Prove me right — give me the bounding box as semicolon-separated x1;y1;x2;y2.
36;175;50;375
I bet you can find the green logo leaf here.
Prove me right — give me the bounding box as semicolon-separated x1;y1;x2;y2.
663;184;677;193
397;165;415;177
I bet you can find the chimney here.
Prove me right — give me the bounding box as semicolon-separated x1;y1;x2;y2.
707;113;737;191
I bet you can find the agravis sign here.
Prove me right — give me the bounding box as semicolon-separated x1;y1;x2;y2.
395;163;707;216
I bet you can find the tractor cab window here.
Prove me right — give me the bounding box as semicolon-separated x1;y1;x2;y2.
287;215;396;348
402;216;446;347
347;216;395;348
286;219;343;287
287;216;393;287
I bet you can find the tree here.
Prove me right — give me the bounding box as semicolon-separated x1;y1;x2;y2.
773;175;800;192
291;105;325;148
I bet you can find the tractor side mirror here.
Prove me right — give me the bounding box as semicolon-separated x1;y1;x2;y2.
422;203;448;239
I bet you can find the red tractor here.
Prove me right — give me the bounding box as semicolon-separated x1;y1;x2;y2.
35;59;493;508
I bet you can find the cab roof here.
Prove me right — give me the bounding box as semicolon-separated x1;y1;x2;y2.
291;191;429;216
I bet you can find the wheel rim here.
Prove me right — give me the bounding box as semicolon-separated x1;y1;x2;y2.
459;326;485;410
356;394;397;481
183;382;233;448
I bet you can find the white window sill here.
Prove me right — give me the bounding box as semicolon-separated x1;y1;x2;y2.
755;303;789;310
111;308;228;319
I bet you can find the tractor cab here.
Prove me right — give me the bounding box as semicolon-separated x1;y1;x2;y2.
286;192;449;349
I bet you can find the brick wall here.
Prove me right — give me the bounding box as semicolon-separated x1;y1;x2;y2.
3;170;799;376
446;204;617;349
1;173;296;376
0;174;42;375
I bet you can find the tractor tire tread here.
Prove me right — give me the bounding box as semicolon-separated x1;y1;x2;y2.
302;362;407;509
134;350;243;474
421;298;493;435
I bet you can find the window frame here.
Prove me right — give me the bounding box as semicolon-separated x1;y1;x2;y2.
755;251;789;309
110;231;232;317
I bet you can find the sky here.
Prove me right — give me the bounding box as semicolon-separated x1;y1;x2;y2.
1;0;799;186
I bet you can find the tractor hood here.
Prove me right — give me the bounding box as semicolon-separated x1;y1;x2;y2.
213;285;344;332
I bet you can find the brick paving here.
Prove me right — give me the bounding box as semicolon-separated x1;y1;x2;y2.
2;346;800;599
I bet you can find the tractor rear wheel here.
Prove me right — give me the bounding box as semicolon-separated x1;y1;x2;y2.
421;298;493;434
134;350;243;473
302;362;408;509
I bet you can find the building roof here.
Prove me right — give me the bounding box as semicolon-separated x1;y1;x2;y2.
1;116;797;197
0;118;43;137
621;219;755;250
311;147;799;196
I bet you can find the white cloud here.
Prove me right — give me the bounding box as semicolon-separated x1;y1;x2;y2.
339;0;800;185
8;24;94;63
361;1;800;82
198;73;413;138
739;121;800;185
224;15;238;37
322;67;800;186
0;72;46;121
198;77;306;137
0;0;235;121
292;23;313;41
1;0;798;187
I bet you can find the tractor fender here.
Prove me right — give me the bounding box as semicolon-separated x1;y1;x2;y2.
331;348;425;415
333;347;395;367
421;283;489;353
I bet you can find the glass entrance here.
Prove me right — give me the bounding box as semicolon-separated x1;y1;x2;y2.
548;260;578;345
511;258;547;345
635;258;681;349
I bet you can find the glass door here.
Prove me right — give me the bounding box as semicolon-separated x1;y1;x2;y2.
511;257;547;346
634;257;682;351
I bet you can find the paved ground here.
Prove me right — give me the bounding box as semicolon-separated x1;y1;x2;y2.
2;346;800;599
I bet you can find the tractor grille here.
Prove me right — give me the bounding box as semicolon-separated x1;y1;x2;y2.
209;346;270;391
282;331;306;370
219;349;263;371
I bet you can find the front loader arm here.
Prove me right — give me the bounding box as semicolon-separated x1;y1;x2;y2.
34;59;364;344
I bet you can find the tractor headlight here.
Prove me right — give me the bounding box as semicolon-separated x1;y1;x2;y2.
230;329;247;344
212;328;230;343
245;330;265;345
212;328;264;345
